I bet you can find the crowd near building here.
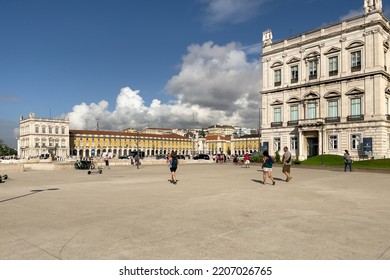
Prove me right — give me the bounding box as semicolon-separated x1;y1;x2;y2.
261;0;390;160
17;113;260;159
16;1;390;161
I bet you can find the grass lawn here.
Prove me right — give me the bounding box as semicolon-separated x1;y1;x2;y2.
299;155;390;169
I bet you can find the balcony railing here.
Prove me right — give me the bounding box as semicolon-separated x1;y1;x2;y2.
291;78;298;83
287;120;299;126
387;114;390;120
274;81;281;86
298;118;324;127
309;74;317;80
347;115;364;121
325;117;341;123
329;70;338;76
271;122;283;127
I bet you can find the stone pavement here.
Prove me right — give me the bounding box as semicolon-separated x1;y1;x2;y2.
0;163;389;260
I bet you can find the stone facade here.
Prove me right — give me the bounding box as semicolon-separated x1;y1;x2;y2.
18;112;70;159
261;0;390;160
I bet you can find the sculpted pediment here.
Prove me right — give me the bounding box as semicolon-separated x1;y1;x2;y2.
270;99;283;106
287;57;300;64
270;61;283;68
346;41;364;50
324;47;341;55
304;91;319;100
324;91;341;99
286;97;301;103
305;51;320;60
346;88;364;96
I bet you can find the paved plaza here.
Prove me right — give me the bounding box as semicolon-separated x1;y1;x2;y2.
0;163;389;260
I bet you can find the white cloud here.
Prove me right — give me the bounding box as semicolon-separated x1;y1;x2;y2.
200;0;268;27
68;41;261;131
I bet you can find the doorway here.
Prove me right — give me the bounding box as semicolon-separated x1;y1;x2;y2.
307;137;319;158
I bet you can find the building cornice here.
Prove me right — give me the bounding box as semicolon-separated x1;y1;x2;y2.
260;70;390;95
262;13;390;57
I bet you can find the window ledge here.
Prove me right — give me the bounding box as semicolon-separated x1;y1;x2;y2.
347;115;364;121
271;122;283;127
325;117;341;123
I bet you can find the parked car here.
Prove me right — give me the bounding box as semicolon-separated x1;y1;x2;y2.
193;154;210;160
118;155;129;159
177;155;186;160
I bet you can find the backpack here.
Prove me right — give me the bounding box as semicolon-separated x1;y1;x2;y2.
171;156;178;168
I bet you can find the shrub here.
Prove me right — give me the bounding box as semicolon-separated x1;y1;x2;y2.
250;155;263;163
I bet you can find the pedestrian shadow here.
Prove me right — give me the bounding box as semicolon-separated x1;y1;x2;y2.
252;178;286;185
0;188;60;203
273;177;285;181
252;179;264;184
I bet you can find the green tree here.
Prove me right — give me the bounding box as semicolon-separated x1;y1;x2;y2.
0;140;17;156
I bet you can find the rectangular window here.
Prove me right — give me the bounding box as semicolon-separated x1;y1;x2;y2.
35;126;39;133
274;137;281;152
49;127;52;133
290;105;298;121
351;51;361;72
274;69;281;86
351;98;361;116
329;135;338;150
291;137;298;151
307;103;316;119
309;60;317;79
329;56;338;76
291;65;298;83
55;127;59;134
274;108;282;122
386;97;390;114
62;127;65;134
351;134;361;150
328;100;338;118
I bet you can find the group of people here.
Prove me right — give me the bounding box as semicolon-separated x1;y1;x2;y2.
129;147;353;187
261;147;292;185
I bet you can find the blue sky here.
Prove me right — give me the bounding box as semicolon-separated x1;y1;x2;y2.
0;0;380;148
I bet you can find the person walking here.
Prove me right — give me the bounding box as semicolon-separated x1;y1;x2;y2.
244;152;250;168
262;150;275;185
343;150;352;172
103;153;110;169
166;151;179;184
282;146;292;182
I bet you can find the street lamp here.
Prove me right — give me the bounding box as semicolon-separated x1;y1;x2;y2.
316;121;324;166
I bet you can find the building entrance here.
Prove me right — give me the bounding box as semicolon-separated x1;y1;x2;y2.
307;137;319;158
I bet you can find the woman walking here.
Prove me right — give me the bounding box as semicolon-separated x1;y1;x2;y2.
166;151;179;184
262;150;275;185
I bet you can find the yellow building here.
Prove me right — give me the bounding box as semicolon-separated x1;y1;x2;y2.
204;135;231;155
207;124;235;136
231;134;261;155
69;130;192;158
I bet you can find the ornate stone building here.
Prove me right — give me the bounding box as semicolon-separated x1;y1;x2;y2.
18;113;70;159
69;130;192;158
261;0;390;160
